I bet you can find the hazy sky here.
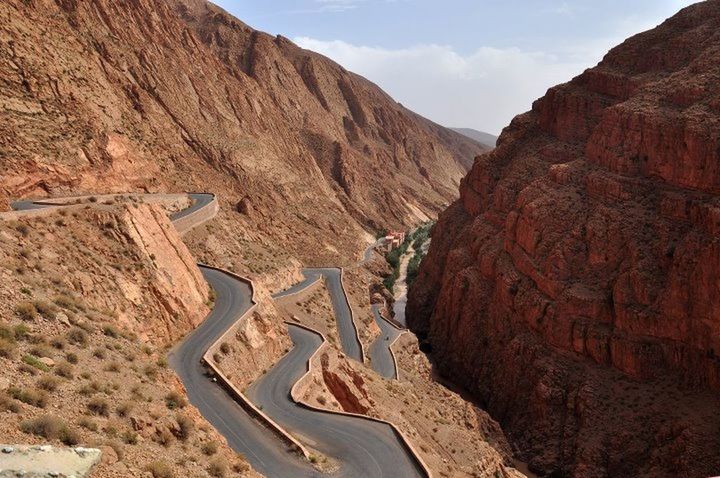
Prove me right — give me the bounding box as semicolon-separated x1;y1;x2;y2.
211;0;698;135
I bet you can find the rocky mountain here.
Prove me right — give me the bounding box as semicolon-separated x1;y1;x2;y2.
0;0;486;266
451;128;498;148
408;2;720;477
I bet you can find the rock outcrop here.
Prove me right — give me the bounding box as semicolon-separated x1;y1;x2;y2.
408;3;720;477
0;0;486;265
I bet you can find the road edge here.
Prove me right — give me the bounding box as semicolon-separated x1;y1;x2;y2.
287;321;433;478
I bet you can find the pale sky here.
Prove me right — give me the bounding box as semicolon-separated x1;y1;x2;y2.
211;0;699;135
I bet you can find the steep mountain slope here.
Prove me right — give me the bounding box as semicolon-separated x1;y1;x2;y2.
451;128;498;148
409;2;720;477
0;0;485;267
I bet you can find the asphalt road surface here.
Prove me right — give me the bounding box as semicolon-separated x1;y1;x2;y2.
368;304;401;379
247;324;424;478
273;268;363;363
169;267;318;478
170;193;215;221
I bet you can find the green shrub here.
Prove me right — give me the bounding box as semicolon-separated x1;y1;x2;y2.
22;354;50;372
13;324;30;341
20;415;79;445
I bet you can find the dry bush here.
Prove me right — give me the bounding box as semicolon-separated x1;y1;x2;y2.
78;416;98;431
15;302;37;321
92;348;106;359
201;440;218;456
37;375;59;391
164;391;187;410
208;457;228;477
175;413;194;441
8;387;48;408
67;327;88;346
20;415;80;445
0;392;21;413
55;362;74;379
155;427;174;447
87;397;110;416
116;402;133;417
33;300;57;320
144;461;174;478
0;337;16;358
104;361;121;373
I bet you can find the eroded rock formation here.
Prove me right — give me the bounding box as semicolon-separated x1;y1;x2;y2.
0;0;486;265
408;3;720;477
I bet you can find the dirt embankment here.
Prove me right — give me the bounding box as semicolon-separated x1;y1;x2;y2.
0;201;256;477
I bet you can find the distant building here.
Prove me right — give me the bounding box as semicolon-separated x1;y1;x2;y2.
382;231;405;252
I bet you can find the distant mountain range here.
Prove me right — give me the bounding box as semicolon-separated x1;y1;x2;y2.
450;128;498;148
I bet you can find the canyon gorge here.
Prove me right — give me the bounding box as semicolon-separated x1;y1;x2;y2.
409;2;720;477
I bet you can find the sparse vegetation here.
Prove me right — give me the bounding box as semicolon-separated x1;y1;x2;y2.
144;461;174;478
87;397;110;416
116;402;134;417
103;324;119;338
22;354;50;372
8;386;48;408
20;415;79;445
15;302;38;321
0;392;21;413
122;429;139;445
201;440;219;456
176;413;194;441
164;391;187;410
55;361;74;379
37;375;59;391
0;337;16;358
78;416;98;431
208;456;229;477
33;300;57;320
67;327;88;346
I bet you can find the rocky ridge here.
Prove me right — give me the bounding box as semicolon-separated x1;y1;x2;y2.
0;0;486;267
408;2;720;477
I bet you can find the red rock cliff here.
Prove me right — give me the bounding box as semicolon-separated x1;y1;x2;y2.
408;2;720;477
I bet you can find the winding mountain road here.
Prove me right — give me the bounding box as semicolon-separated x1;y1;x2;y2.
247;323;424;478
169;267;318;477
368;304;402;379
10;194;423;478
273;268;363;363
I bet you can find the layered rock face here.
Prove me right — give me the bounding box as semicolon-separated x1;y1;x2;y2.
0;0;485;265
409;3;720;477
